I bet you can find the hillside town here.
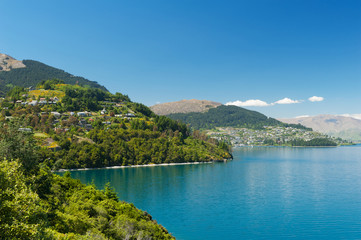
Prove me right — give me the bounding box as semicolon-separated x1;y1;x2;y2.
206;126;349;146
0;81;351;149
0;84;145;151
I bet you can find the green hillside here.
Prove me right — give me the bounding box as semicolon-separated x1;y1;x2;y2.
167;105;311;130
0;144;174;239
0;60;107;95
1;80;232;170
0;80;232;238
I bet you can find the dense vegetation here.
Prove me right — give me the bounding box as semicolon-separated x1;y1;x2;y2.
0;124;174;239
1;81;232;170
45;127;230;169
290;138;338;146
0;79;232;238
0;60;107;95
168;105;312;130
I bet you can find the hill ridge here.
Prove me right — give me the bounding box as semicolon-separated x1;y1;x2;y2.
0;53;107;95
167;104;283;129
279;114;361;141
151;99;222;115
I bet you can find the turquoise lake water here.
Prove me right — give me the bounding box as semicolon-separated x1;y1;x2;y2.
64;145;361;239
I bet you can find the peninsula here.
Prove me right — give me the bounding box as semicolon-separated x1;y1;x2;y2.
153;100;350;147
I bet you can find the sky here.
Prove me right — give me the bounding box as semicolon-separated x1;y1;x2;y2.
1;0;360;118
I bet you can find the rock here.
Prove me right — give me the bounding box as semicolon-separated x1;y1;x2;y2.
0;53;26;71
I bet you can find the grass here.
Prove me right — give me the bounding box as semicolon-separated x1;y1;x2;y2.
28;89;65;99
34;132;49;138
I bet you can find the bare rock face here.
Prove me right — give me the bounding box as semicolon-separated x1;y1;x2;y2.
0;53;26;71
151;99;222;115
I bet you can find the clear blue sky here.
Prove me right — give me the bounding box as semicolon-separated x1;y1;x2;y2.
2;0;360;118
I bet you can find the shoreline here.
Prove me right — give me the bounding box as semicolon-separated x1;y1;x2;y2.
55;161;216;172
233;145;340;148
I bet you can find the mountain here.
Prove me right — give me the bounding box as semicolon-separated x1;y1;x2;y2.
279;114;361;142
164;103;339;146
151;99;222;115
167;104;310;130
0;53;107;95
155;99;311;130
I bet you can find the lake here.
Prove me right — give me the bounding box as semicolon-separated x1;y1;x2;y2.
63;145;361;239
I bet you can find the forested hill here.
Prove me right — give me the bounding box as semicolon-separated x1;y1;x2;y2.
0;127;174;239
167;105;311;130
1;80;231;170
0;59;108;95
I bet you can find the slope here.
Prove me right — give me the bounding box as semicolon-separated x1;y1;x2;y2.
1;80;232;170
151;99;222;115
0;55;108;95
0;126;174;239
279;114;361;142
167;105;305;130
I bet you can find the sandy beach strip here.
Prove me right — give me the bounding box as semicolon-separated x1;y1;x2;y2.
56;161;214;172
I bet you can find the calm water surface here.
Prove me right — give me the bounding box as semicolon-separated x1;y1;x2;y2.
63;146;361;239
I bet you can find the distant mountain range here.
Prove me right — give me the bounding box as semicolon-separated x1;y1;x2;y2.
151;99;222;115
279;115;361;142
0;53;107;95
152;99;310;130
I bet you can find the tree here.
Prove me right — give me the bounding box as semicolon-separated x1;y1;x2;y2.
0;121;39;173
0;160;47;239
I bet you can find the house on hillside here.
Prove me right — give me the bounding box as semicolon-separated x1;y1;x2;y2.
100;108;107;115
51;112;61;118
77;112;88;117
18;128;32;132
29;101;38;106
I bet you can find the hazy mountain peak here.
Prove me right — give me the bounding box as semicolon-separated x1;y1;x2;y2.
279;114;361;141
0;53;26;71
151;99;222;115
